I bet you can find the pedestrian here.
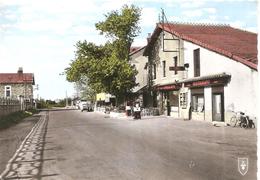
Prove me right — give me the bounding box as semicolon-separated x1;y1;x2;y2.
188;103;193;120
126;102;131;116
133;103;141;119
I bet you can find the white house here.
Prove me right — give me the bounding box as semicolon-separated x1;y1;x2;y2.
144;23;258;124
129;46;149;107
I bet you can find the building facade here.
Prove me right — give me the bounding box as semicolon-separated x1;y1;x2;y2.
129;46;150;107
144;23;258;124
0;68;35;108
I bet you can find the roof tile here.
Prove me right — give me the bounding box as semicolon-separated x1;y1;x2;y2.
149;23;257;70
0;73;35;84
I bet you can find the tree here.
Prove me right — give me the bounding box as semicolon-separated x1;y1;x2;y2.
65;5;141;105
74;77;96;102
95;4;141;61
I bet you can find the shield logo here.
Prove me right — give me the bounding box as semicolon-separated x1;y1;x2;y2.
238;158;248;176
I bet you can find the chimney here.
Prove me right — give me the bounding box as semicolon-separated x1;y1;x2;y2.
18;67;23;74
147;33;151;43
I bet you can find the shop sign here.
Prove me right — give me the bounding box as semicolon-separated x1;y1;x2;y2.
171;106;179;112
157;85;179;90
169;66;185;71
192;80;210;87
185;79;226;88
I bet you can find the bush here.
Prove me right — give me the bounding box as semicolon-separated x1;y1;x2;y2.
0;110;38;130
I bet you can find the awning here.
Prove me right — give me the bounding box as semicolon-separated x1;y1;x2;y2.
156;81;180;91
154;72;231;91
178;72;231;83
179;72;231;88
132;85;147;93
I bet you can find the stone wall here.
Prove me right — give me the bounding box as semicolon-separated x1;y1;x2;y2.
0;98;21;117
0;83;33;99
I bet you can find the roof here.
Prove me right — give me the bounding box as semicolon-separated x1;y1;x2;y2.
0;73;35;85
178;72;231;83
130;46;142;53
144;23;258;70
129;46;146;56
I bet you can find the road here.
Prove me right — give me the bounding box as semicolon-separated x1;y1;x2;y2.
0;109;257;180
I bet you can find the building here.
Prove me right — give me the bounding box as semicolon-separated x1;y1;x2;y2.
0;67;35;108
129;46;150;107
144;23;258;124
95;93;115;108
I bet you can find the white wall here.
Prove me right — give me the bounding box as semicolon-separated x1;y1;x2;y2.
130;48;148;92
204;87;212;122
153;31;185;86
184;41;258;119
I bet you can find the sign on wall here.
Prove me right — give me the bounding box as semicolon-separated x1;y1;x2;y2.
180;92;188;109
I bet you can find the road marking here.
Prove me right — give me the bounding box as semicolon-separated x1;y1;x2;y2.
0;111;48;180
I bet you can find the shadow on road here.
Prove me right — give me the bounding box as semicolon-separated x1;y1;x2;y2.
0;111;59;180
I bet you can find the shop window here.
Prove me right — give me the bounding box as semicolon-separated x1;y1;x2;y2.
192;94;204;112
5;86;11;98
193;48;200;77
169;91;179;106
162;61;166;77
180;92;188;109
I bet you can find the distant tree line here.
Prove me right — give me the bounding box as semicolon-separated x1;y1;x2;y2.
37;98;72;109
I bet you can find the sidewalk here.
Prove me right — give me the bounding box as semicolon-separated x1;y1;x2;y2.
0;113;41;174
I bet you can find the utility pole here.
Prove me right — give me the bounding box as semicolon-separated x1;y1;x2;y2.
66;91;68;107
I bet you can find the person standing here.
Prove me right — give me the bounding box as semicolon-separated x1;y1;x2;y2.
126;102;131;116
133;103;141;119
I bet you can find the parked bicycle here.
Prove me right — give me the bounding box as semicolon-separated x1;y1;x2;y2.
230;111;255;128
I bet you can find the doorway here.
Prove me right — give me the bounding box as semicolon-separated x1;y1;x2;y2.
212;93;224;122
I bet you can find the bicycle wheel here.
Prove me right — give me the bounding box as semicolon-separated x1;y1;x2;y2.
240;117;249;129
252;122;255;128
230;116;237;127
240;122;248;128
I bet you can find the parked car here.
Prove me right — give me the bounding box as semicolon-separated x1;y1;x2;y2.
79;100;93;112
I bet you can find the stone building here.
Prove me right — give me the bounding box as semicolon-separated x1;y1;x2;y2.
0;67;35;104
143;23;258;124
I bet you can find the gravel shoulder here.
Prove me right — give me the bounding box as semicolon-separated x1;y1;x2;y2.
0;114;41;173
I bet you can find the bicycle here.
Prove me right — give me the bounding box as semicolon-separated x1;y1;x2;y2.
230;111;255;128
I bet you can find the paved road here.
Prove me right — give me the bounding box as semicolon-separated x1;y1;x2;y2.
1;109;257;180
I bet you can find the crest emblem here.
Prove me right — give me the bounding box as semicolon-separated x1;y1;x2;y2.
238;157;248;176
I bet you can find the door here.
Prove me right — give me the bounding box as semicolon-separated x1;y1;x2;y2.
212;93;224;122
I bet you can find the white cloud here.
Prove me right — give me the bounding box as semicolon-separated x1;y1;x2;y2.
230;20;246;29
203;8;217;14
168;16;183;22
132;38;146;47
140;7;159;27
209;15;217;21
224;16;230;20
245;27;257;33
182;9;203;17
15;19;73;35
180;1;205;8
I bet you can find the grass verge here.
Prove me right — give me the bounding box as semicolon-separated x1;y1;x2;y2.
0;109;40;130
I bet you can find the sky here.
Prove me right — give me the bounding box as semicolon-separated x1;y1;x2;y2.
0;0;258;100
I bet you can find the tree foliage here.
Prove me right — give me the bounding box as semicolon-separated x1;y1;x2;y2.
65;5;141;101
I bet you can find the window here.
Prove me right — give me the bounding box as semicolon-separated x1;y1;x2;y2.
193;48;200;77
162;61;166;77
191;95;204;112
153;64;156;79
5;86;11;98
174;56;178;75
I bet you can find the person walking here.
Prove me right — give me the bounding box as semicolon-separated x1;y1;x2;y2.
133;103;141;119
